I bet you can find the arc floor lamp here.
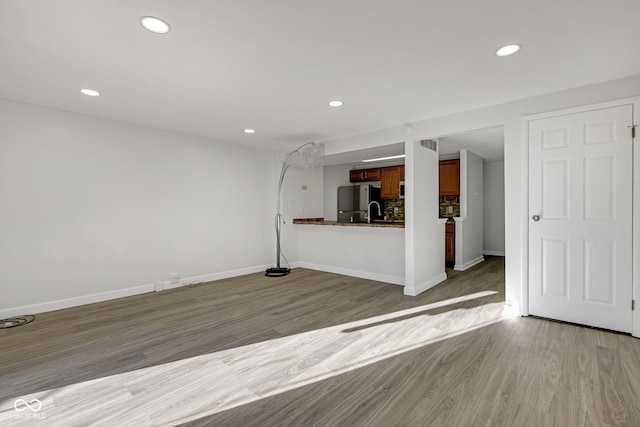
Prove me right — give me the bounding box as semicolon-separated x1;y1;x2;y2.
266;141;324;277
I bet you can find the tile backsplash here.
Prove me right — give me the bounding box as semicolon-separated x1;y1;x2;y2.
439;196;460;218
379;197;457;220
383;199;405;221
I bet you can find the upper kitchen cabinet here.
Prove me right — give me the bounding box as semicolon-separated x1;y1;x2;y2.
349;168;381;182
381;166;402;199
439;159;460;196
350;164;404;198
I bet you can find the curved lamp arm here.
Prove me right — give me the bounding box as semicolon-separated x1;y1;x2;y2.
267;141;323;276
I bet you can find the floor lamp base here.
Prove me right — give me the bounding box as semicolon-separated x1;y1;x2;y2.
265;267;291;277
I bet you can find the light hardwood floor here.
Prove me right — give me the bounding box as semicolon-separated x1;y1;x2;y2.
1;257;639;426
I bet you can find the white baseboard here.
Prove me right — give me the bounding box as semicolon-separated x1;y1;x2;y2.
0;284;155;319
483;250;505;257
454;256;485;271
0;264;271;319
163;264;271;290
297;262;405;286
403;273;447;296
504;299;523;317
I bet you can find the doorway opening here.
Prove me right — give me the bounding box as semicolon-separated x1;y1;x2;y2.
437;126;505;274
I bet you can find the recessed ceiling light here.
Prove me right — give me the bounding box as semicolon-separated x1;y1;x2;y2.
244;129;256;134
80;88;100;97
328;100;343;107
495;43;521;57
140;16;171;34
362;154;405;163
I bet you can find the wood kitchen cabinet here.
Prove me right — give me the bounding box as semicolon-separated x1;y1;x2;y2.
381;166;401;199
350;165;404;199
349;168;381;182
445;222;455;267
439;160;460;196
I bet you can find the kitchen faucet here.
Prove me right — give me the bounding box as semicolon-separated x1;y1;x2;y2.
367;201;382;223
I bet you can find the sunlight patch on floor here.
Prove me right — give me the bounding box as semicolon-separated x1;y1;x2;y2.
0;290;510;426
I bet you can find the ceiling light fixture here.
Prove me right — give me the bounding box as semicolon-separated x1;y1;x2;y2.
140;16;171;34
328;100;343;107
244;129;256;134
80;88;100;97
362;154;405;163
495;43;521;57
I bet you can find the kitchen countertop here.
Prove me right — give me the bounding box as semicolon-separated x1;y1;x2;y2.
293;218;405;228
440;217;458;223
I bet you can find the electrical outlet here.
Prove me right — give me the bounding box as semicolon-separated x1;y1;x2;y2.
169;273;180;284
301;184;308;190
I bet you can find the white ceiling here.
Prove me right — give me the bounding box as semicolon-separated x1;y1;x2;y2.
439;126;504;162
1;1;639;151
321;142;404;167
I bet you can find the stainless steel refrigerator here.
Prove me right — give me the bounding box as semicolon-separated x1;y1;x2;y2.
337;184;382;223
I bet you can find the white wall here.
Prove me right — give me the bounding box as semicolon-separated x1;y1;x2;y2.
318;74;640;309
483;161;505;256
456;150;484;270
0;99;275;316
297;225;405;284
404;139;445;295
323;164;352;221
285;166;324;220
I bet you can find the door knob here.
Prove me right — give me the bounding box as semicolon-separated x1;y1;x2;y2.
532;214;541;222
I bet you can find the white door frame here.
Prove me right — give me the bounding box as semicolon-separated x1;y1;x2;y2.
520;96;640;338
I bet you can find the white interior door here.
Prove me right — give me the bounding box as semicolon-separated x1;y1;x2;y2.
528;104;633;332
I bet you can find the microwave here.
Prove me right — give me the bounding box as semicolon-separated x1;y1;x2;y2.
399;181;405;199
